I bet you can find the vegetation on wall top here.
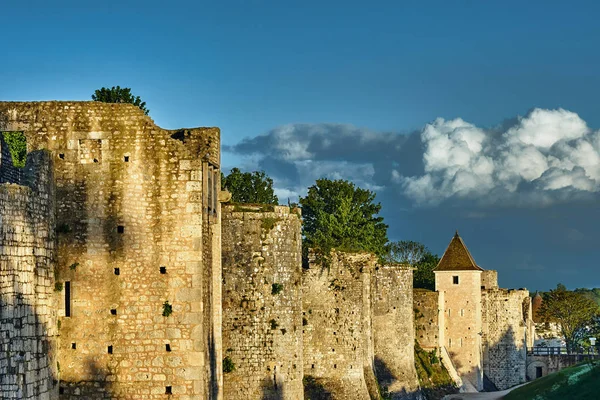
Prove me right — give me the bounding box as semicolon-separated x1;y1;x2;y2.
92;86;150;115
222;168;279;205
384;240;440;291
300;178;388;264
2;131;27;168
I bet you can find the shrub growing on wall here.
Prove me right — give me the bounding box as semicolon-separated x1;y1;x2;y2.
2;131;27;168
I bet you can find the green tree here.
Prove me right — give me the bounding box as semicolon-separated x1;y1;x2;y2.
384;240;439;290
92;86;149;115
2;131;27;168
539;284;600;352
300;179;388;259
221;168;278;205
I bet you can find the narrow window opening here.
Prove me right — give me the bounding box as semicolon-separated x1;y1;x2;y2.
71;343;76;350
93;158;99;163
59;153;65;159
333;364;337;369
448;308;451;317
160;266;167;274
59;387;65;395
110;309;117;315
311;364;314;369
449;338;452;348
124;156;129;162
114;268;120;275
65;281;71;317
166;344;171;352
453;276;459;285
461;309;465;317
165;386;172;394
117;225;124;234
460;338;463;347
207;167;213;214
108;345;113;354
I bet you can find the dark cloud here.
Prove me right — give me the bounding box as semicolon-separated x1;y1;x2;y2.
227;108;600;207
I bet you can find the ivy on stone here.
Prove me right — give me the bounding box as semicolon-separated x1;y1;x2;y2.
271;283;284;295
223;356;235;373
2;131;27;168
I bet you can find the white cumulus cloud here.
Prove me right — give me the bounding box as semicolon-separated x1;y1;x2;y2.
399;108;600;205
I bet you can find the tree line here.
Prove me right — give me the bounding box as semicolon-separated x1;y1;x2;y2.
536;284;600;352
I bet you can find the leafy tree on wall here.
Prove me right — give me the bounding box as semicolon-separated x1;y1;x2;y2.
384;240;440;290
221;167;278;205
300;178;388;262
538;284;600;352
92;86;149;115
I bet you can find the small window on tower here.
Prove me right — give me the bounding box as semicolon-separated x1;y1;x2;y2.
453;276;459;285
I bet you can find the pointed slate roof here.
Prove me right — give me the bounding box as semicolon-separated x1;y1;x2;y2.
433;231;484;272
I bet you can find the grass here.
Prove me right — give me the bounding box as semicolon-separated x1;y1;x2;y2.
505;361;600;400
414;341;458;399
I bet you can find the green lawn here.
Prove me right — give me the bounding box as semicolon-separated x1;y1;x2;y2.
505;362;600;400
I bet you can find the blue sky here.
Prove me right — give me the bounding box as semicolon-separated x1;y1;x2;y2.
2;0;600;291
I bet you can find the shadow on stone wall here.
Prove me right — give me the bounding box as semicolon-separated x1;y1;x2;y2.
303;376;332;400
210;335;220;399
261;375;284;400
483;325;526;391
60;358;115;398
375;356;421;400
0;300;59;399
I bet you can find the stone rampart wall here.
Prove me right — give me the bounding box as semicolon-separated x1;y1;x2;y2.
481;270;498;289
372;266;420;399
302;251;377;400
413;289;441;350
0;102;222;399
221;205;303;400
481;289;529;390
0;151;57;399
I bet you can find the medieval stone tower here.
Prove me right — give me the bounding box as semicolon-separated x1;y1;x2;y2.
434;232;483;391
0;102;224;399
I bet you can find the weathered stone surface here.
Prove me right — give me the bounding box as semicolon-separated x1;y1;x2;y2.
0;151;57;399
221;205;303;400
372;265;420;399
302;251;377;400
481;288;530;390
413;289;442;350
0;101;223;400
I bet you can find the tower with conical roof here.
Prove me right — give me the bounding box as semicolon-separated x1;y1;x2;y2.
434;231;484;391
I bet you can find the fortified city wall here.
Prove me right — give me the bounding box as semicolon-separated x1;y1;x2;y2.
0;102;223;399
302;251;377;400
372;265;420;399
221;204;303;400
481;288;531;390
0;150;57;399
413;289;442;350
